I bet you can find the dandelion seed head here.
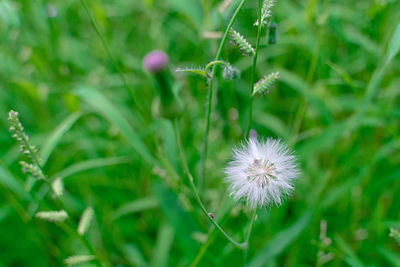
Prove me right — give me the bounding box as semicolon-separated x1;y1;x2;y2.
225;138;299;208
143;50;169;73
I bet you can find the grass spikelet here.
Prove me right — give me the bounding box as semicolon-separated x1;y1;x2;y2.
390;228;400;245
253;72;280;96
78;206;94;235
222;62;240;80
254;0;277;27
229;28;255;56
51;177;64;197
63;255;95;266
8;110;41;165
19;161;45;180
36;210;68;222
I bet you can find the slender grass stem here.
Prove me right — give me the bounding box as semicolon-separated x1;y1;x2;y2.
243;209;257;263
246;0;263;139
81;0;139;109
200;0;248;187
173;119;248;250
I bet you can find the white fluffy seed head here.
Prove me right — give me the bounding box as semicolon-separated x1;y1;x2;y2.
225;138;299;208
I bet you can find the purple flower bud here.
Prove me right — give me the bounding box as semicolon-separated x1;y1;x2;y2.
143;50;169;73
249;129;258;140
46;4;57;18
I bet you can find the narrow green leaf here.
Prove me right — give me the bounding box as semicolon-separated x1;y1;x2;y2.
40;112;82;165
122;244;149;267
335;235;365;267
377;246;400;267
151;222;174;267
113;197;158;220
74;87;155;164
166;0;203;28
54;157;131;179
386;23;400;64
278;69;332;123
247;211;312;267
155;120;179;173
0;160;31;200
153;183;199;258
253;112;287;138
0;206;12;223
296;121;346;159
0;1;20;26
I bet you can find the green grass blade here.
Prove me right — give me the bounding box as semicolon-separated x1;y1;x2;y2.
40;112;82;165
113;196;158;220
54;156;131;179
377;246;400;267
0;160;31;200
335;235;365;267
247;211;312;267
386;23;400;64
153;182;199;258
74;87;155;164
151;222;174;267
122;244;149;267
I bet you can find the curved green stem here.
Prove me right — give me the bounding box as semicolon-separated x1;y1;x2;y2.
204;60;228;74
246;0;263;139
200;0;248;187
173;119;247;250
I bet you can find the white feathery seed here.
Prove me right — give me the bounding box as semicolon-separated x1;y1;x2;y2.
225;138;299;208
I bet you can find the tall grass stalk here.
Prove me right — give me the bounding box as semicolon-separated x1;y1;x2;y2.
246;0;263;139
200;0;248;188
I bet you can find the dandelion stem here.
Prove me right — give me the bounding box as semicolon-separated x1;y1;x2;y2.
246;0;263;139
200;0;248;188
173;119;248;250
80;0;138;109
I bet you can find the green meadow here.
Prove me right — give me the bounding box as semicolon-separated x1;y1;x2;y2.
0;0;399;266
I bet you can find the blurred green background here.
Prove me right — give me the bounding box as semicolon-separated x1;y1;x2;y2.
1;0;400;266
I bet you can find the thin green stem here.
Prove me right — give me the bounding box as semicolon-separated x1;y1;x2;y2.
81;0;138;108
243;209;257;263
204;60;228;74
246;0;263;139
173;119;247;250
200;0;248;187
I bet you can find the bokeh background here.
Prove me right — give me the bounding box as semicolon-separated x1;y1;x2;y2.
1;0;400;266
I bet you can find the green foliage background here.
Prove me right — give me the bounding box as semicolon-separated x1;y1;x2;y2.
1;0;400;266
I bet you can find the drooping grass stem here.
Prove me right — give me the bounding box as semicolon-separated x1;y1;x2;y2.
173;119;248;250
200;0;248;188
246;0;263;139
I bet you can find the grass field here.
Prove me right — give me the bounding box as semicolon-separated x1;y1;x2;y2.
1;0;400;266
